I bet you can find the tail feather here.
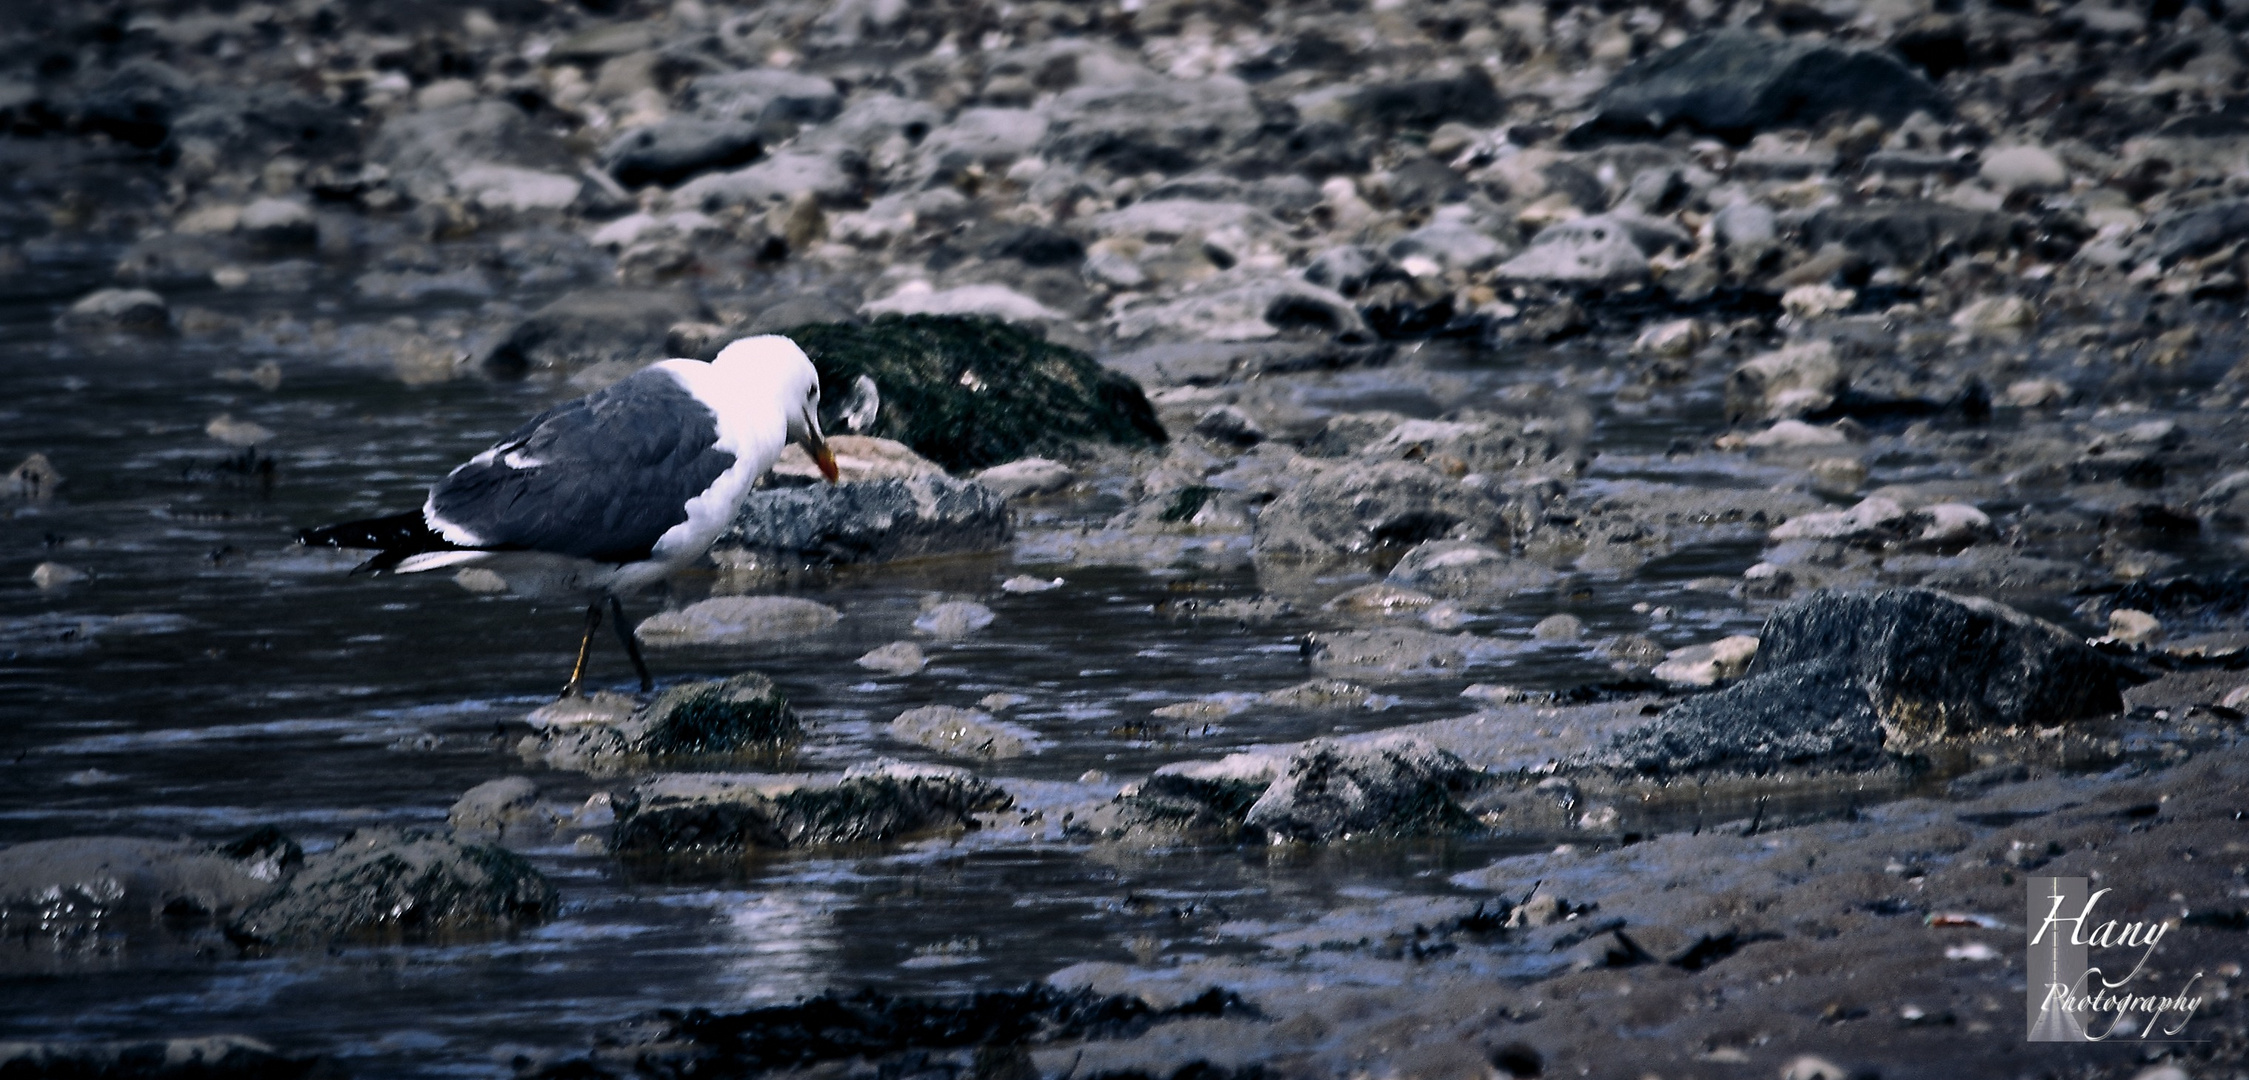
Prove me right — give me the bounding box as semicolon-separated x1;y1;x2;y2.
299;511;466;574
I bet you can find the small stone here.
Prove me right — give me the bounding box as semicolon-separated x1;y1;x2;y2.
1461;683;1530;704
856;641;926;676
1950;295;2035;339
1745;420;1849;448
205;414;274;447
1631;318;1704;358
1978;146;2066;193
1781;283;1855;319
999;575;1063;593
1781;1056;1852;1080
978;692;1028;711
452;568;507;593
1808;457;1867;496
1650;635;1761;686
61;288;170;334
1532;614;1585;640
2107;609;2162;645
1914;503;1992;546
10;453;62;498
238;197;316;247
914;601;994;639
30;562;86;590
1193;405;1265;447
2003;378;2069;408
2222;685;2249;709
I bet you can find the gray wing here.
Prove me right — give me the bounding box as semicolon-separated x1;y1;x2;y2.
428;368;736;564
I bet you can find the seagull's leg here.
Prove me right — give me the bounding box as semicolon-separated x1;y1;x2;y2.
608;595;653;694
560;600;603;699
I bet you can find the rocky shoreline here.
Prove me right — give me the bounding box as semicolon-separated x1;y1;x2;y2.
7;0;2249;1075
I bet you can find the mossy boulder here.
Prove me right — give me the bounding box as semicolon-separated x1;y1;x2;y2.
781;315;1167;472
227;827;557;947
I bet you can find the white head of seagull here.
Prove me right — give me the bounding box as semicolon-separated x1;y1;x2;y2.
299;332;839;697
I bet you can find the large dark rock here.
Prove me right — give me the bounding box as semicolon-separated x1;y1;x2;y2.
1753;588;2140;745
525;674;801;775
716;474;1011;566
780;316;1166;471
227;827;556;947
1585;657;1888;777
2141;200;2249;266
1801;202;2020;272
602;118;768;188
1242;737;1484;842
0;1036;331;1080
483;289;711;375
1581;589;2144;778
1345;68;1504;130
1252;461;1511;564
1577;30;1949;144
521;985;1249;1080
611;762;1012;855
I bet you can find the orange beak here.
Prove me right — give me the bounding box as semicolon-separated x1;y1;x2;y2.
808;434;839;484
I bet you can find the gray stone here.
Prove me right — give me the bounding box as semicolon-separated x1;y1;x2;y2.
2141;199;2249;266
1042;77;1262;173
1344;68;1504;129
447;777;546;836
1493;216;1649;286
889;705;1049;759
673;146;868;210
917;107;1049;174
1801;202;2018;272
914;600;995;639
856;641;926;675
58;288;169;334
227;827;556;947
238;197;316;249
1253;462;1510;564
1385;540;1563;601
1387;219;1508;273
481;289;710;375
975;458;1073;498
1579;30;1948;143
1304;627;1512;681
602;118;767;189
716;474;1012;566
635;596;841;647
685;68;842;126
368;101;576;206
610;761;1012;854
1303;246;1396;298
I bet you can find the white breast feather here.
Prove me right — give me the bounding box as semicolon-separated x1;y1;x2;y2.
644;359;785;569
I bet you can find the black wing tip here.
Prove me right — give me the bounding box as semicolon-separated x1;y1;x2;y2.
299;512;467;575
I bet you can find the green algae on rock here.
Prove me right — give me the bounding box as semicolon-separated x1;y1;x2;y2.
780;315;1167;472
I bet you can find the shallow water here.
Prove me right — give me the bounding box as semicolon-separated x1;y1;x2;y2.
0;251;1809;1074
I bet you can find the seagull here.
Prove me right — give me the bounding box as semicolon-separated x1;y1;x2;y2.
300;335;838;697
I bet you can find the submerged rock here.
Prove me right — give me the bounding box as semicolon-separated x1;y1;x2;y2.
716;475;1010;567
780;316;1166;472
524;674;800;775
447;777;548;837
610;761;1011;854
228;828;556;947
